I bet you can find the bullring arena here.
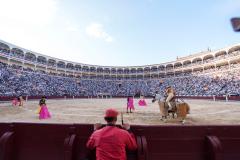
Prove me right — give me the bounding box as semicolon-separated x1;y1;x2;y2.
1;39;240;160
1;98;240;125
2;40;240;125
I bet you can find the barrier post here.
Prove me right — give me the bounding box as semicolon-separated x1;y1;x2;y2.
225;94;228;102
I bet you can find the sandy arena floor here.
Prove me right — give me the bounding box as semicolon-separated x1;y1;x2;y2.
0;98;240;125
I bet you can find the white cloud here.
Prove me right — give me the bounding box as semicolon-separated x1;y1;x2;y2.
0;0;59;54
65;21;80;32
66;26;79;32
85;23;113;42
0;0;58;26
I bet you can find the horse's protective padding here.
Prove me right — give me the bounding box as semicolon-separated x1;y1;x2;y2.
158;101;168;116
176;102;190;118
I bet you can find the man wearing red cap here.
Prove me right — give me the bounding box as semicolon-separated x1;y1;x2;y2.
86;108;137;160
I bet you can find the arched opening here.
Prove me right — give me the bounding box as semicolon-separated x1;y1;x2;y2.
183;69;192;75
82;73;89;79
131;75;136;80
130;68;136;73
66;63;74;70
183;60;191;67
90;67;96;72
117;68;123;74
144;74;150;79
117;75;123;80
82;66;90;72
104;74;109;79
159;73;165;78
151;74;158;79
124;68;130;74
97;74;103;79
230;58;240;68
137;75;143;79
103;68;110;74
48;59;56;67
37;56;47;65
11;48;24;58
144;67;150;73
97;67;103;73
110;75;116;79
192;58;202;65
203;55;214;63
0;42;10;54
204;65;215;73
228;46;240;56
166;72;174;77
166;64;173;70
193;67;203;74
75;65;82;71
137;68;143;73
9;59;23;70
89;74;96;79
25;52;36;62
158;65;165;71
175;71;183;77
174;62;182;69
111;68;116;74
151;66;158;72
216;61;229;71
0;56;8;64
215;51;227;59
57;61;66;69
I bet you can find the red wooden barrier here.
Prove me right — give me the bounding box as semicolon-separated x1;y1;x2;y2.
1;123;240;160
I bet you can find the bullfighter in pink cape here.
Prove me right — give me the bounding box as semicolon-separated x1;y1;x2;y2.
127;96;135;113
39;96;51;120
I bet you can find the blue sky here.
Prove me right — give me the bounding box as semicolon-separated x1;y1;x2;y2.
0;0;239;66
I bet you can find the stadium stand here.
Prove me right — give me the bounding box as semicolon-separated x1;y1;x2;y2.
1;40;240;100
0;61;240;99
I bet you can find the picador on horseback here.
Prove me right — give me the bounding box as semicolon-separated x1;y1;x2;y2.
165;86;175;111
153;86;190;123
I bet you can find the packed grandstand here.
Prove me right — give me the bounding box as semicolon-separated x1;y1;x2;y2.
0;40;240;97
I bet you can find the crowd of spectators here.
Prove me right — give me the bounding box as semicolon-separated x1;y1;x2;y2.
0;62;240;97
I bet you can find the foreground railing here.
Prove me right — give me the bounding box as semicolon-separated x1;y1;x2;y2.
0;123;240;160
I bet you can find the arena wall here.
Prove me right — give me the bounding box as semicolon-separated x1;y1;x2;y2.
1;95;240;102
1;123;240;160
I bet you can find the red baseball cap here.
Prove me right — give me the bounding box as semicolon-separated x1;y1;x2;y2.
105;108;119;118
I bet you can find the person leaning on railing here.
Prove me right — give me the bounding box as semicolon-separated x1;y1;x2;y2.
86;108;137;160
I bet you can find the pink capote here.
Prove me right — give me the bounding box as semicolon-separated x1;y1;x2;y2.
39;105;51;119
138;99;147;106
12;99;18;106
